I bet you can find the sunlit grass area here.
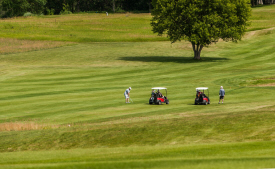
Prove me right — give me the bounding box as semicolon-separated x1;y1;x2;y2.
249;5;275;31
0;5;274;42
0;13;166;42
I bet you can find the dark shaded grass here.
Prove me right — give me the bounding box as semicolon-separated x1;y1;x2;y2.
119;56;230;63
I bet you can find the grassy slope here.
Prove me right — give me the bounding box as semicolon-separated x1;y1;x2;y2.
1;142;275;169
0;13;166;42
0;6;274;42
249;5;275;31
0;5;275;169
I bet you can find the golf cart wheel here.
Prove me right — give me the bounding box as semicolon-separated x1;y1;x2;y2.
166;101;169;104
158;101;162;105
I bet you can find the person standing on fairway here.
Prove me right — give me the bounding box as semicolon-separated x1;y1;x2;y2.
124;87;131;103
219;86;225;104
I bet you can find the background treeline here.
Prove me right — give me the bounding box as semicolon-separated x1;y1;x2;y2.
0;0;274;18
251;0;275;6
0;0;152;17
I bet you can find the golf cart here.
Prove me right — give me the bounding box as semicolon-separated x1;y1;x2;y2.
149;87;169;105
194;87;210;105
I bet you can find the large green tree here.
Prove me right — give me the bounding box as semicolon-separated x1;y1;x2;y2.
151;0;251;60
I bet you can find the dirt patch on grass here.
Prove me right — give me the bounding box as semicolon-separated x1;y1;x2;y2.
244;27;275;39
254;105;273;109
0;38;74;54
0;122;58;131
256;83;275;87
243;76;275;87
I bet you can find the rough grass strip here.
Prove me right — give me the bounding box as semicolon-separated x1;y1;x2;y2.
0;38;74;54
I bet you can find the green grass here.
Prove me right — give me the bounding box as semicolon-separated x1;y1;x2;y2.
0;13;166;42
0;5;274;42
1;142;275;169
249;4;275;31
0;5;275;169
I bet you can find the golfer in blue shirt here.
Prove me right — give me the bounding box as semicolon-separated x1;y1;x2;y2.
219;86;225;104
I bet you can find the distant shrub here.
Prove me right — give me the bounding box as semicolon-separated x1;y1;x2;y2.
46;8;55;15
23;12;34;17
23;12;43;17
60;3;72;15
60;10;72;15
115;7;125;13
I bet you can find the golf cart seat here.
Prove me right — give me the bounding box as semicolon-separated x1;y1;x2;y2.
199;94;203;101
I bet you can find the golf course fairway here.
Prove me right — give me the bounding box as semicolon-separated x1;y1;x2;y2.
0;5;275;169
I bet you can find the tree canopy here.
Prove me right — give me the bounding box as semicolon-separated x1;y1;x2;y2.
1;0;46;17
151;0;251;60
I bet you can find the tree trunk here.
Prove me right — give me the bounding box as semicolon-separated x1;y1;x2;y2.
113;0;115;13
76;0;80;13
192;43;204;60
149;0;152;13
251;0;255;6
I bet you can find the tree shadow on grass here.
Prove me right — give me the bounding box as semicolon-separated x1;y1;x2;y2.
119;56;229;64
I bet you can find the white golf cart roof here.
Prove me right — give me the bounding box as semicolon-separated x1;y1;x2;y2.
152;87;167;90
196;87;208;90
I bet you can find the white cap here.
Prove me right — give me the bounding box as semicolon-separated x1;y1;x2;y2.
221;86;223;89
129;87;132;90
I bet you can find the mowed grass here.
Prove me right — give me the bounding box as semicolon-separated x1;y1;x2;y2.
1;142;275;169
0;5;274;42
0;5;275;169
0;13;166;42
249;5;275;31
